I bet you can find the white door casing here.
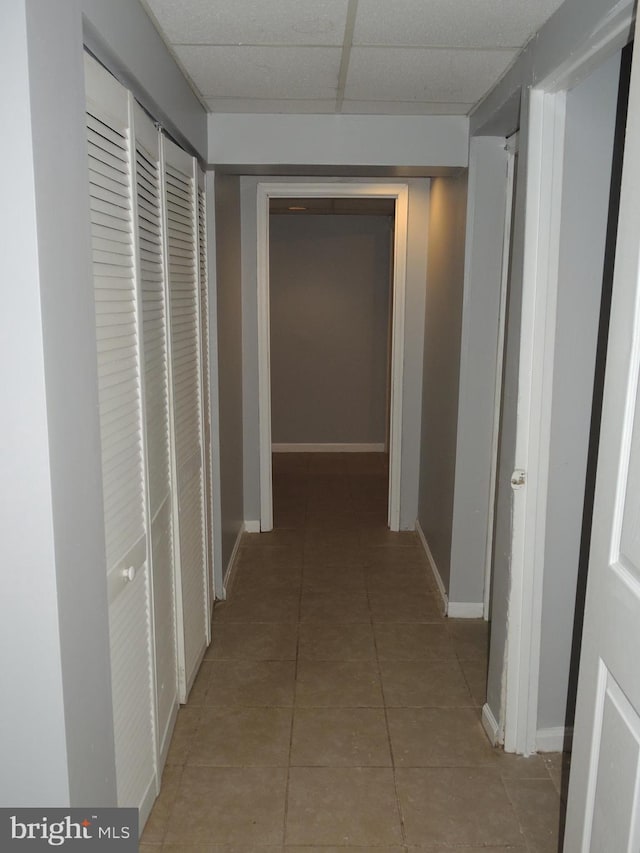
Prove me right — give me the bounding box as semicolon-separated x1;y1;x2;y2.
564;12;640;848
256;182;409;532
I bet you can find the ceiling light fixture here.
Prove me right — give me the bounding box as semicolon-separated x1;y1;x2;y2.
288;205;307;211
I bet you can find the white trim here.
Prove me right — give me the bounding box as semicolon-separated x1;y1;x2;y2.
484;137;517;621
448;602;484;619
257;181;409;533
482;702;502;746
415;519;448;613
503;88;566;756
222;523;245;600
536;725;574;753
244;520;260;533
272;442;385;453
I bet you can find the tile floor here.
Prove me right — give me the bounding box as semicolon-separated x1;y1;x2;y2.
142;453;568;851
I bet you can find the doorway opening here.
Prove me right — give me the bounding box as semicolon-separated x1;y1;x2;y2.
256;182;409;532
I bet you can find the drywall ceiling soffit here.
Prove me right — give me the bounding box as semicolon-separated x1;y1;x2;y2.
209;164;465;178
142;0;568;116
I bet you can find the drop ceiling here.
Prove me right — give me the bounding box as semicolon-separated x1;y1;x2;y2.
142;0;567;115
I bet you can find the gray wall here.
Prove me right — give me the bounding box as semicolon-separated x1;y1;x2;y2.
0;0;207;806
449;137;510;607
209;113;469;170
537;53;620;734
270;214;391;445
215;174;245;574
241;177;430;529
473;0;632;740
417;173;469;590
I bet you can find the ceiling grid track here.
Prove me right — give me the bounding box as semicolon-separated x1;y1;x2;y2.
336;0;359;114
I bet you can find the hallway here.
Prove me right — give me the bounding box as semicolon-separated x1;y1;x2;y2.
141;453;565;850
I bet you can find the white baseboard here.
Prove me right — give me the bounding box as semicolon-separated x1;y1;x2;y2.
415;519;448;614
448;601;485;618
222;523;245;600
272;443;386;453
536;726;574;753
482;702;502;746
244;520;260;533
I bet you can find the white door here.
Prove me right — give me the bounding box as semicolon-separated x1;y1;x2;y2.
564;23;640;851
133;102;179;764
162;137;210;700
85;56;158;821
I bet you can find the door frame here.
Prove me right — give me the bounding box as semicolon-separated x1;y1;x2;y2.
501;6;634;754
256;181;409;532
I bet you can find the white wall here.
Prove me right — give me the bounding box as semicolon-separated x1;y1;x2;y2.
241;176;430;529
537;52;621;736
209;114;468;170
0;0;207;806
417;172;469;591
215;174;245;573
449;137;510;608
270;214;391;446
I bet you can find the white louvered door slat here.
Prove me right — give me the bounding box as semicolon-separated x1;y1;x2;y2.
197;170;215;618
162;137;210;699
84;55;158;824
133;102;179;764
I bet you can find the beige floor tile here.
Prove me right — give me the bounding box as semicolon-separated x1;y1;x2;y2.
231;564;303;595
298;622;376;661
374;623;456;660
162;845;283;852
241;529;305;549
408;847;525;852
305;528;361;550
140;765;183;843
259;546;305;569
285;767;402;845
362;547;427;569
447;619;490;660
361;529;419;548
296;659;384;707
164;766;287;845
396;767;524;846
213;592;300;623
187;706;292;766
369;590;444;623
543;750;571;800
286;848;401;853
366;568;435;596
388;707;496;766
504;777;563;853
304;545;367;566
302;563;366;592
187;661;216;705
493;750;551;780
300;590;370;622
380;659;473;707
459;657;488;706
290;707;392;766
203;660;296;706
207;623;298;661
165;706;204;766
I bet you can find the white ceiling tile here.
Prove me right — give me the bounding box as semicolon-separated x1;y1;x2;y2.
144;0;349;45
345;47;517;104
205;98;337;113
341;100;472;115
353;0;566;48
176;45;342;98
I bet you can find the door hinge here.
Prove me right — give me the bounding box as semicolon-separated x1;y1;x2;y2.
511;469;526;489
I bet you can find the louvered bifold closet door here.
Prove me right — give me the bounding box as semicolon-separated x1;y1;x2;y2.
84;56;158;821
133;102;179;763
161;136;209;699
197;168;215;619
